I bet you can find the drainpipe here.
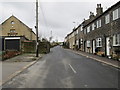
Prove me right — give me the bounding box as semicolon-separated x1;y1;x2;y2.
104;34;107;56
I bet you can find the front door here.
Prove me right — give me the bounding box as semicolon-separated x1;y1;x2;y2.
92;40;95;54
106;37;110;56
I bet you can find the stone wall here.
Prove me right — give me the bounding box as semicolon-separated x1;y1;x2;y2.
22;41;50;54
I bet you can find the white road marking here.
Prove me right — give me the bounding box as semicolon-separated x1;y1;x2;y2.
84;84;88;87
69;64;77;74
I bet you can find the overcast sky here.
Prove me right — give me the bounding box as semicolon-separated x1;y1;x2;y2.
0;0;119;42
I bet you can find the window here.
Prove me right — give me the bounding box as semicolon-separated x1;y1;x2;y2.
8;29;17;36
87;40;91;47
113;34;120;46
113;9;118;20
11;21;15;24
10;29;15;33
76;40;79;45
84;28;86;34
81;25;83;31
96;19;101;28
92;23;95;30
81;38;83;44
105;14;110;24
96;38;102;47
97;21;98;28
119;7;120;18
87;26;90;33
76;29;78;34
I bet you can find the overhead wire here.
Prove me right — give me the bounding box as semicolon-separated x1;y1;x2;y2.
39;2;50;40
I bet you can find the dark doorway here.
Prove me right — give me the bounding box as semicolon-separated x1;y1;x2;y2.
5;39;20;51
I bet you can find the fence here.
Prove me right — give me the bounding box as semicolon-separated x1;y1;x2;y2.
21;40;50;54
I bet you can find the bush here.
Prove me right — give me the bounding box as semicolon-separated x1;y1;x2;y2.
97;51;105;57
2;50;21;60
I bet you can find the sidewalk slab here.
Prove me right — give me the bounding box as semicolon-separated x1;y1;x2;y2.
0;54;42;86
2;62;30;83
68;49;120;69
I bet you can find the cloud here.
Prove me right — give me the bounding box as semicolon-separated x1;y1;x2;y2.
0;0;119;42
1;2;36;31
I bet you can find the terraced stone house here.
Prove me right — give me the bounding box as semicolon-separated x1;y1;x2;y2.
65;1;120;60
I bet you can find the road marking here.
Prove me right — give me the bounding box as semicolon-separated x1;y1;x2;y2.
84;84;88;87
69;64;77;74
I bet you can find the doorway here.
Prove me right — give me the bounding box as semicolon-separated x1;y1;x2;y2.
106;37;110;56
92;40;95;54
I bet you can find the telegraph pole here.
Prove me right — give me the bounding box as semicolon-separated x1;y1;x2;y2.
36;0;39;57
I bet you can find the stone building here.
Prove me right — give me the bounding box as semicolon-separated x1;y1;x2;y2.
0;15;36;40
68;31;75;49
0;15;36;51
83;2;120;58
65;1;120;60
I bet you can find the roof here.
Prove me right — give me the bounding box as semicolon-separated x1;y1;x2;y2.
1;15;36;35
84;1;120;27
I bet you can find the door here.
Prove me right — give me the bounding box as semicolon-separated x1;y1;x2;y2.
5;39;20;51
84;41;86;52
106;37;110;56
92;40;95;54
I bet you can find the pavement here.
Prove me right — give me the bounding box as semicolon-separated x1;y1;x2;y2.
2;46;119;88
0;54;42;86
68;49;120;69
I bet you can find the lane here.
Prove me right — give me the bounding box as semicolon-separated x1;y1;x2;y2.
63;48;119;88
3;46;119;88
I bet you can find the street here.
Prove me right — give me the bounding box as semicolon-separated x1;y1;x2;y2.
3;46;119;88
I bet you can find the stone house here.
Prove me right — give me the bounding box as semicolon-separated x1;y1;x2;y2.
65;1;120;60
68;31;75;49
83;2;120;58
0;15;37;51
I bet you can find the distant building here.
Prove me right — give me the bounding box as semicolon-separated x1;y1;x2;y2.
0;15;36;51
65;1;120;60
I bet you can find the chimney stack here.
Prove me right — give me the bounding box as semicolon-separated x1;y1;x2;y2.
89;12;95;19
96;4;103;16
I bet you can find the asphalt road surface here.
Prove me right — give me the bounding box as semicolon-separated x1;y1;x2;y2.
3;46;119;88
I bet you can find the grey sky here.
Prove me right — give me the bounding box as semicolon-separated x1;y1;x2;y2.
0;0;119;42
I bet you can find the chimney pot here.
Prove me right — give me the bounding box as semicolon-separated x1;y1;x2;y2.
96;4;103;16
89;12;94;19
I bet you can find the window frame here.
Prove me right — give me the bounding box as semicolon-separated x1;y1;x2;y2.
113;8;119;20
81;25;83;31
92;23;95;30
84;28;87;34
87;26;90;33
96;19;101;28
11;21;15;24
81;38;83;44
113;34;120;46
86;40;91;47
105;14;110;24
96;38;102;47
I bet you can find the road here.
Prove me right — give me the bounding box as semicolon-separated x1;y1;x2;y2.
3;46;119;88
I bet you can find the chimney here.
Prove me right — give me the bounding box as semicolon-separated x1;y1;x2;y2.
96;4;103;16
89;12;95;19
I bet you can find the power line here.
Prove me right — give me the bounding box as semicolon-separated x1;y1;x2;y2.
39;3;50;39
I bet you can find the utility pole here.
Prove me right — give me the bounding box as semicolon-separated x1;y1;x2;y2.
36;0;39;57
49;30;52;42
